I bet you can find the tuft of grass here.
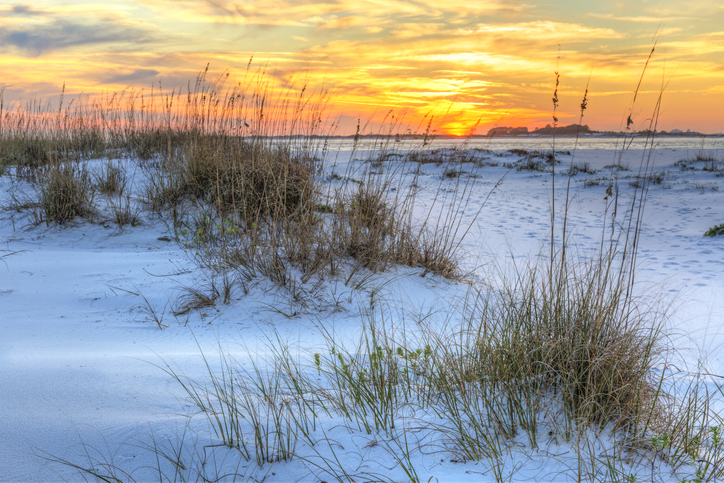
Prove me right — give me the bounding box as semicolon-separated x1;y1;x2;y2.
604;162;631;171
180;137;316;222
476;252;665;430
94;160;128;196
648;171;666;184
107;194;142;227
675;154;721;173
142;161;186;217
693;182;719;193
513;150;558;172
38;163;95;224
443;167;463;178
568;161;596;175
630;172;665;188
404;148;477;166
508;148;529;156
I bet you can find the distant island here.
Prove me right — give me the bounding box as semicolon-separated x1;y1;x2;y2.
487;124;592;136
483;124;723;137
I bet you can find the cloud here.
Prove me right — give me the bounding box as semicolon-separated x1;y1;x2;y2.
460;21;622;41
313;15;357;30
390;23;445;39
0;19;159;56
133;0;345;26
7;4;47;16
104;68;160;85
132;0;533;27
587;13;685;22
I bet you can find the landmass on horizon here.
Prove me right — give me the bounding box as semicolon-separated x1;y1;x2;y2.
483;124;724;137
326;123;724;139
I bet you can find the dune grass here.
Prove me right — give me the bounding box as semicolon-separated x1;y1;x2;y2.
1;67;476;296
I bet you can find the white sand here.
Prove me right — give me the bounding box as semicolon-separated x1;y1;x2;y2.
2;136;724;481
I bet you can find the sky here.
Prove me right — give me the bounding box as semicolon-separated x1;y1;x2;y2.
1;0;724;136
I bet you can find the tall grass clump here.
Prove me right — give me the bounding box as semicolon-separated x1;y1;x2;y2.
471;252;665;432
165;81;484;306
38;163;95;224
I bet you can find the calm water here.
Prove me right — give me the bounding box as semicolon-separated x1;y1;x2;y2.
323;135;724;154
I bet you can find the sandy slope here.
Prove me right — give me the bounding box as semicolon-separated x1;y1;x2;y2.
2;138;724;481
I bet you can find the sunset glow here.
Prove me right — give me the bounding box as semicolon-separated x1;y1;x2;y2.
2;0;724;134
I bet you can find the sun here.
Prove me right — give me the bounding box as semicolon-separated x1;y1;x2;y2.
439;123;471;137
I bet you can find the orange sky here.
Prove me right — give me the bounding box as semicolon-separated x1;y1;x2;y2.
2;1;724;135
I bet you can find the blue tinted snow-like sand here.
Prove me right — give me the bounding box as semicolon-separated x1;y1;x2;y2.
2;137;724;482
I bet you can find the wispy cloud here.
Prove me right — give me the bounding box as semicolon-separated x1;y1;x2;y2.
312;15;357;30
390;23;446;39
133;0;534;26
0;19;158;55
458;21;622;40
587;13;686;23
5;4;48;16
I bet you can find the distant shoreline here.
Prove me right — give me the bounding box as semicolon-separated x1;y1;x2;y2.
293;132;724;139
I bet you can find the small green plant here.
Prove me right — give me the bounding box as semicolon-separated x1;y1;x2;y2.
679;468;705;483
315;203;334;213
710;426;721;446
652;433;670;451
704;224;724;237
